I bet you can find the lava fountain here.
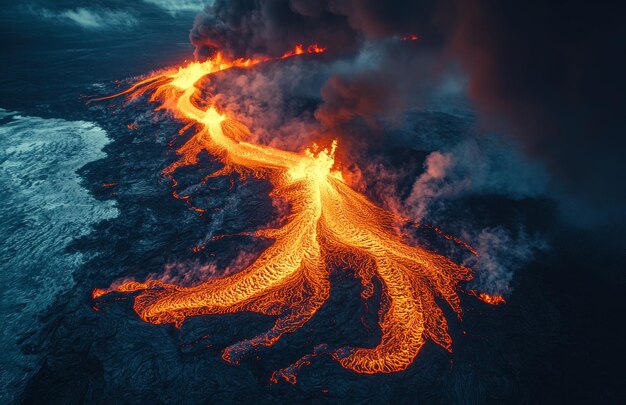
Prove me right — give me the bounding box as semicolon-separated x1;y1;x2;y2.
92;44;499;378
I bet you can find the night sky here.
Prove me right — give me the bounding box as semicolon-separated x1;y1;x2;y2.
0;1;624;403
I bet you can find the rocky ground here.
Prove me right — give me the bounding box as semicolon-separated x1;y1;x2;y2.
13;88;609;404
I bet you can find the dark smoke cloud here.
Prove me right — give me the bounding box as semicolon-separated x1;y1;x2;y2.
446;0;626;223
190;0;443;58
316;73;399;129
190;0;449;147
190;0;357;58
314;42;446;133
190;0;626;228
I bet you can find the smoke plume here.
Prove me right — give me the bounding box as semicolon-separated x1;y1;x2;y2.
183;0;626;295
190;0;626;228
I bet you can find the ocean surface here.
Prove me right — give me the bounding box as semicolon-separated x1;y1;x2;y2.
0;3;197;400
0;109;118;401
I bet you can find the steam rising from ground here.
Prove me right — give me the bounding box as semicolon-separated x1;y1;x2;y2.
462;227;548;295
363;139;549;296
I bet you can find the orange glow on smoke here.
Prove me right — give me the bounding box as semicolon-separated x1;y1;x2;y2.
92;46;498;377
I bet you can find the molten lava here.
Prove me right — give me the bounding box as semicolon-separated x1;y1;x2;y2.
469;290;506;305
280;43;326;58
92;45;498;377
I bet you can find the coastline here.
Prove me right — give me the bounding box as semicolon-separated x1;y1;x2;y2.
0;109;118;402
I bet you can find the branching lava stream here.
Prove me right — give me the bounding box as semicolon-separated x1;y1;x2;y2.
92;45;499;380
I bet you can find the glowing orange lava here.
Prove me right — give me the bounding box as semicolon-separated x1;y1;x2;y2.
92;45;499;377
280;43;326;58
469;290;506;305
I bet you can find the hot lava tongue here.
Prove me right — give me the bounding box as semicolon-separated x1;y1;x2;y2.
91;45;499;377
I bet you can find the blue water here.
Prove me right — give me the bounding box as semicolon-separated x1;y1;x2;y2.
0;109;118;401
0;3;200;400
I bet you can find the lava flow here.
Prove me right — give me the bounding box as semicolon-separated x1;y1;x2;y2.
92;44;499;377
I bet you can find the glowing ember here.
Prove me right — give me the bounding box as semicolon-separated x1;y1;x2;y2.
92;46;498;376
469;290;506;305
280;43;326;58
400;35;420;41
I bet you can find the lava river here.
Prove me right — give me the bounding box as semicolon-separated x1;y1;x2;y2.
92;46;493;379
